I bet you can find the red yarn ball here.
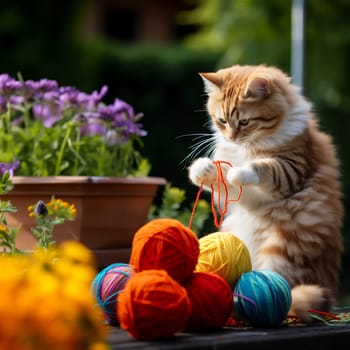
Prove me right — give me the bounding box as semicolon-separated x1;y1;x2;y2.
129;218;199;283
117;269;191;340
183;271;233;331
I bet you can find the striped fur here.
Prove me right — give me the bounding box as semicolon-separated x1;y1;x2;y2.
188;65;343;321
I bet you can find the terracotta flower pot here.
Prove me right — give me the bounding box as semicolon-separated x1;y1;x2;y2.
5;176;166;267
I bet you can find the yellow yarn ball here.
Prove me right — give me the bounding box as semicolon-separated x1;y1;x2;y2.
195;232;252;289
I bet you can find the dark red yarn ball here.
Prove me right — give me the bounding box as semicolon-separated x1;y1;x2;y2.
183;271;233;331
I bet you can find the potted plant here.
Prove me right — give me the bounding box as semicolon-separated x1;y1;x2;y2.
0;73;166;266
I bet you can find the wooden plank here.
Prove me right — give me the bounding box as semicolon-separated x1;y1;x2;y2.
108;322;350;350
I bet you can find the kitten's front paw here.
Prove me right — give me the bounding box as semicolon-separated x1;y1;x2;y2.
189;157;216;186
227;166;259;186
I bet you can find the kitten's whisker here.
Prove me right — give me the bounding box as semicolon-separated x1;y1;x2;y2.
187;135;215;149
180;135;216;167
175;133;212;140
203;120;212;128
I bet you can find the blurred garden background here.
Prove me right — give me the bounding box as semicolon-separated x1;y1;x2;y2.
1;0;350;303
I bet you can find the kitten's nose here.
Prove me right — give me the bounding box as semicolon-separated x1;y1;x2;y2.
229;132;238;141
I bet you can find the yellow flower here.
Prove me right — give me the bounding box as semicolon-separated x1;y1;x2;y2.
0;223;8;232
59;241;95;266
0;245;108;349
89;342;111;350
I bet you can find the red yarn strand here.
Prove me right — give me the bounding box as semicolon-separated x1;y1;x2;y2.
189;160;243;229
308;309;340;320
210;184;220;228
189;182;204;229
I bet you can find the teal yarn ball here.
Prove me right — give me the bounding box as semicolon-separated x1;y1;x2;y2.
233;270;292;327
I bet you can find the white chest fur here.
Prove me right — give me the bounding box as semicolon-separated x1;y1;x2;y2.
220;205;261;265
213;137;248;166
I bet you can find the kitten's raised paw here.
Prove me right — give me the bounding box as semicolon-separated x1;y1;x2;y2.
189;157;216;186
227;166;259;186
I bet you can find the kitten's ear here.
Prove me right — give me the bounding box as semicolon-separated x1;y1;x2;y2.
245;77;271;99
199;72;222;94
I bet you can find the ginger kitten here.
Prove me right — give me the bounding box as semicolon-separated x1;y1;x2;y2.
188;65;343;321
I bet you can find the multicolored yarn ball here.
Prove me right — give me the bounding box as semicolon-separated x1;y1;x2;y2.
183;271;233;331
91;263;135;325
117;269;191;340
195;232;252;288
233;270;292;327
129;218;199;283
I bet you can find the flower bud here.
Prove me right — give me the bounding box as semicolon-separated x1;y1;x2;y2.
35;200;48;217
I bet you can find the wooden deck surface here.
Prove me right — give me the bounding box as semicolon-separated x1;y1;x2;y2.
109;318;350;350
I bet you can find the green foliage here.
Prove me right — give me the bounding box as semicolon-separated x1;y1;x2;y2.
0;174;21;254
28;198;77;249
181;0;291;70
1;117;148;177
0;172;13;195
0;173;77;252
303;0;350;194
148;183;210;236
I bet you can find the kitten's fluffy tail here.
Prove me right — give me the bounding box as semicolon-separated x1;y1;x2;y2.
289;285;333;322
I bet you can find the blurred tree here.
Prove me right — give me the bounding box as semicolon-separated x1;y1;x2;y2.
305;0;350;195
0;0;90;85
180;0;291;70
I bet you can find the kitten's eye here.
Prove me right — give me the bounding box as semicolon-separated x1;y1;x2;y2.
218;118;227;124
239;119;250;126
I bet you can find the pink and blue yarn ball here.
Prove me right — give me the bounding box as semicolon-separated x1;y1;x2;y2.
233;270;292;327
91;263;135;325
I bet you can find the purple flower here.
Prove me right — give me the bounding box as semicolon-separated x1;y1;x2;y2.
0;96;6;113
58;85;108;111
73;111;101;123
9;95;25;106
0;74;23;96
23;80;37;98
0;74;11;85
98;99;132;121
0;160;20;176
118;118;148;139
59;86;79;106
33;103;62;127
0;72;148;176
74;112;106;137
80;123;106;137
86;85;108;109
104;130;120;145
0;95;24;113
113;98;134;117
24;79;58;99
36;79;59;92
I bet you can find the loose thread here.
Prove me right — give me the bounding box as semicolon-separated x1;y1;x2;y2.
226;293;259;328
287;310;350;327
308;309;340;320
225;316;245;328
189;160;243;229
233;293;259;315
189;182;204;230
